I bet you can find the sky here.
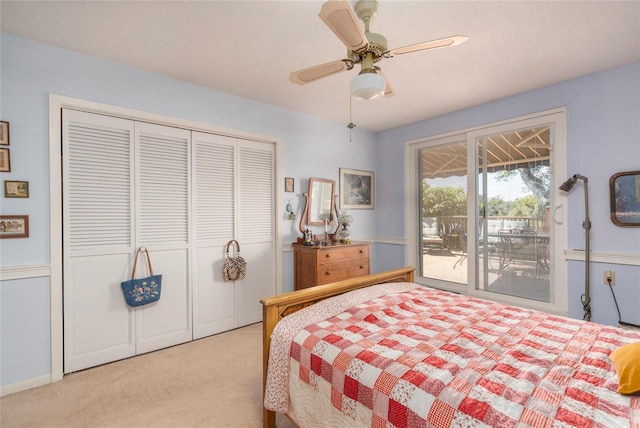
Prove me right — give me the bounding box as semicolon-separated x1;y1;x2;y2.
427;172;529;202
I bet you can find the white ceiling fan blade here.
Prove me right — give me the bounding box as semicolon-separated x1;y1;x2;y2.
391;35;469;56
289;60;350;85
319;0;368;52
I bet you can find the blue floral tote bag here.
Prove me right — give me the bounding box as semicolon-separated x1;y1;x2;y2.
121;247;162;307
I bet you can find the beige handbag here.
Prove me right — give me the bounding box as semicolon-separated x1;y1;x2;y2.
223;240;246;281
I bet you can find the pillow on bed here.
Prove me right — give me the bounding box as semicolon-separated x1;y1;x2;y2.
610;341;640;394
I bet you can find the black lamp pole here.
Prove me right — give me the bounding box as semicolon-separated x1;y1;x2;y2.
559;174;591;321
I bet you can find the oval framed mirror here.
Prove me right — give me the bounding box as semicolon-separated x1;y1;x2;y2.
307;178;335;226
610;170;640;227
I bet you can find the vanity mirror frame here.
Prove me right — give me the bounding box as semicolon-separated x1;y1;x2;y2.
299;178;339;235
306;178;335;225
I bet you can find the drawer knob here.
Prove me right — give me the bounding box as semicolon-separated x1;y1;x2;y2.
325;254;331;258
359;250;363;254
360;265;364;269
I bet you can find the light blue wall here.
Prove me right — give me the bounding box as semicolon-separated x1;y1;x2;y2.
1;32;639;390
0;277;50;386
0;34;379;389
375;61;640;326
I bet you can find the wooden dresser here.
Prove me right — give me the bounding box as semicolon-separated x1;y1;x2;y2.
292;242;370;290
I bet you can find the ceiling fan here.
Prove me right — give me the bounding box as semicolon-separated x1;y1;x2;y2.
289;0;469;101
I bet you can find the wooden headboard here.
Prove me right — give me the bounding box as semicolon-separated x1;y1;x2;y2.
260;266;415;427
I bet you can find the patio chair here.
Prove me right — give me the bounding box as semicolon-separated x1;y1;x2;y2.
535;235;550;276
496;230;515;272
453;226;467;269
422;217;444;251
497;229;539;274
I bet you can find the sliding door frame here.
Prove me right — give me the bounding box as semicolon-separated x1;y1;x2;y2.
405;107;568;315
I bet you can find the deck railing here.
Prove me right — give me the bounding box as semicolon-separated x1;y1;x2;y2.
429;215;547;250
434;215;546;236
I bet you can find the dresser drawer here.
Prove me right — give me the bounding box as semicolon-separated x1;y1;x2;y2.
292;241;370;290
318;258;370;285
318;244;369;265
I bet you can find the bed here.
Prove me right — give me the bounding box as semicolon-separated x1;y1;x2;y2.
261;267;640;427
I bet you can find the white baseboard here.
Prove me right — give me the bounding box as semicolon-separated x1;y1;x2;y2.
0;374;52;397
618;323;640;332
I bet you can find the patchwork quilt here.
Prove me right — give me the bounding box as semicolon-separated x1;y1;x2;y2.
265;284;640;427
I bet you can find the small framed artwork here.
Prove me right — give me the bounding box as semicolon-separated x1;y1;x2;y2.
0;121;9;145
285;177;294;193
340;168;374;210
0;215;29;239
0;148;9;172
4;180;29;198
610;170;640;227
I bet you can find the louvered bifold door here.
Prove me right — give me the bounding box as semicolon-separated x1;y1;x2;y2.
191;132;238;338
63;110;136;373
236;139;276;325
134;122;192;354
191;133;276;338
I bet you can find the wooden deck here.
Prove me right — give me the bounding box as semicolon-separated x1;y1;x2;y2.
421;247;550;302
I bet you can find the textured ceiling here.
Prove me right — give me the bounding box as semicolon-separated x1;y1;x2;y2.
2;0;639;132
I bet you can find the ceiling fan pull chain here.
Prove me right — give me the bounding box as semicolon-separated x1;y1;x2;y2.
348;92;356;142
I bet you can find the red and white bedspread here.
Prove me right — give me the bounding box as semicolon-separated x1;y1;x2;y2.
265;283;640;427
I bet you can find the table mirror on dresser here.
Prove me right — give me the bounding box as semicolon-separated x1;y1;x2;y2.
294;177;370;290
299;177;337;233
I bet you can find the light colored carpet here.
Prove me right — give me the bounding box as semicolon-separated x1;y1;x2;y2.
1;323;297;428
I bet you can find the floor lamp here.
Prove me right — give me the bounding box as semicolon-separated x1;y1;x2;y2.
559;174;591;321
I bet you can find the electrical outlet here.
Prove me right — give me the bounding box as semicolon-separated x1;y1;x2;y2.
603;270;616;286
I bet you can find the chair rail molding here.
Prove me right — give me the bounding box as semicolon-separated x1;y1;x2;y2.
564;250;640;266
371;236;406;245
0;264;51;281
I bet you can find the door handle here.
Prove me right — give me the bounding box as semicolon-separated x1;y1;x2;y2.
553;204;563;225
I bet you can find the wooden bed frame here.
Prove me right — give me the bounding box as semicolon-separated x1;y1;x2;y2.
260;266;415;428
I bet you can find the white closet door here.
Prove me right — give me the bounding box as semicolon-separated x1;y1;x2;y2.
192;133;237;337
191;133;276;338
63;113;193;372
236;139;276;325
63;110;136;373
63;109;275;370
134;122;192;354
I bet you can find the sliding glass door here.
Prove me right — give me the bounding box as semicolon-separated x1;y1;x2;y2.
418;138;468;289
474;126;551;303
410;109;567;313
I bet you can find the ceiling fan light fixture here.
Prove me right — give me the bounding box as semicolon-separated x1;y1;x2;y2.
350;72;386;100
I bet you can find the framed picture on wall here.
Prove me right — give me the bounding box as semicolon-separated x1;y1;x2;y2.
4;180;29;198
0;148;10;172
0;121;9;146
285;177;294;193
0;215;29;239
339;168;374;210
